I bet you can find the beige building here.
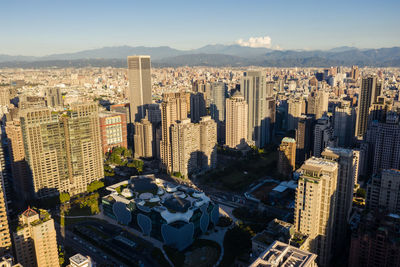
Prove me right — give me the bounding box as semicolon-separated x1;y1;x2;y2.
225;91;248;148
0;88;10;107
170;116;217;177
127;55;152;122
294;157;338;266
68;254;94;267
20;103;104;198
133;118;153;158
160;92;189;172
0;255;23;267
0;145;11;257
287;97;302;130
44;87;63;109
13;208;59;267
278;137;296;178
249;240;317;267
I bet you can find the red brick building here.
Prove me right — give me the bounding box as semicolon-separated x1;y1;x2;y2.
99;111;127;154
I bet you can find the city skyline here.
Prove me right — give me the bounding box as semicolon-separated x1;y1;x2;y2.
1;0;399;56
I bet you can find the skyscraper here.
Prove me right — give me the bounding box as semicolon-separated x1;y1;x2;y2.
190;92;206;123
313;115;335;157
99;111;128;154
333;100;356;147
0;88;10;107
160;92;189;172
20;103;104;198
199;116;217;170
295;157;338;266
241;71;274;147
44;87;63;109
225;91;248;148
210;82;227;143
287;97;303;131
278;137;296;178
133;118;153;158
0;138;11;257
295;115;314;164
13;208;59;267
321;147;358;248
355;76;382;139
127;55;152;122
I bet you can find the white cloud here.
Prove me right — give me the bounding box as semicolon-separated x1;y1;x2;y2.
236;36;272;48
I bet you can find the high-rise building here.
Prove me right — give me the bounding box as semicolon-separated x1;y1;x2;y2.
170;117;217;177
355;76;382;138
20;103;104;198
225;91;248;148
0;138;11;257
13;208;59;267
146;104;162;158
190;92;206;123
278;137;296;178
313;115;335;158
295;115;314;164
210;82;226;143
321;147;358;248
241;71;274;147
366;169;400;213
192;80;211;107
133;118;153;158
99;111;127;154
294;157;338;266
287;97;303;131
350;65;360;80
160;92;189;172
5;120;30;200
333;100;356;147
44;87;63;109
69;254;94;267
0;88;10;107
127;55;152;122
0;255;22;267
349;211;400;267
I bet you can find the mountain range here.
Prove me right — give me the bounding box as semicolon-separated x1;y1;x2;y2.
1;45;400;68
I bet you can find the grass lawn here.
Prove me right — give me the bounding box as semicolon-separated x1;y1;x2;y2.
66;206;93;217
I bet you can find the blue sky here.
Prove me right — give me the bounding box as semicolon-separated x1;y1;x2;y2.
1;0;399;56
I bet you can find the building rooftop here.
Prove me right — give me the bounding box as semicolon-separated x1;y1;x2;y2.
250;240;317;267
104;174;211;224
282;137;296;143
69;254;90;265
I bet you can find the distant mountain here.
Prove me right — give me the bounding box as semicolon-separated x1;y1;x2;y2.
1;45;400;68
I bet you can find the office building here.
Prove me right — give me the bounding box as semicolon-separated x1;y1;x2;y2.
349;211;400;267
13;208;59;267
225;91;248;148
334;100;356;147
295;115;314;164
241;71;274;147
287;97;302;131
322;147;358;248
190;92;206;123
249;240;317;267
99;111;128;154
355;76;382;139
278;137;296;178
102;175;219;251
366;169;400;213
133;118;153;158
294;157;338;266
160;92;189;172
127;55;152;122
44;87;63;109
313;115;335;157
210;82;226;143
20;103;104;198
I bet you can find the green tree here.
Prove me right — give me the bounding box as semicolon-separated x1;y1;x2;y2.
87;180;105;193
59;192;70;204
221;224;252;266
356;188;366;198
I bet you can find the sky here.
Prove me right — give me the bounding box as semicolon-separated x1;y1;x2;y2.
1;0;400;56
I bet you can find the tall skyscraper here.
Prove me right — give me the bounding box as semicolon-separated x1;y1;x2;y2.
225;91;248;148
13;208;59;267
295;115;314;164
160;92;189;172
44;87;63;109
287;97;303;131
170;117;217;177
333;100;356;147
321;147;357;248
0;88;10;107
127;55;152;122
190;92;206;123
366;169;400;213
210;82;227;143
313;115;335;158
278;137;296;178
20;103;104;198
0;138;11;257
355;76;382;138
295;157;338;267
241;71;274;147
133;118;153;158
